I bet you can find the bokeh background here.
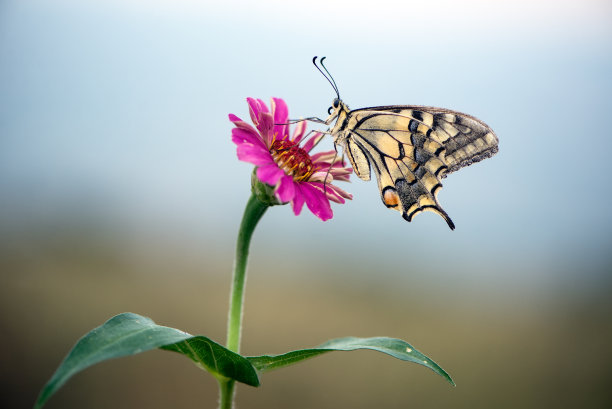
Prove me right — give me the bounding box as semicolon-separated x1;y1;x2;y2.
2;0;611;408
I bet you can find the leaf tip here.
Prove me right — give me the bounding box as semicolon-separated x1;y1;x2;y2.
447;376;456;387
33;394;47;409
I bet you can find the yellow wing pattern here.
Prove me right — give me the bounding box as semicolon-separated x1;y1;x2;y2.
339;106;498;230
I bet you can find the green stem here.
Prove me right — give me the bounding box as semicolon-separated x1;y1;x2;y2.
219;192;268;409
218;380;236;409
226;192;268;352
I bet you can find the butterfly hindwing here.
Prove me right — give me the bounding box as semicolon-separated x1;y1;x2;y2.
344;138;371;181
334;106;497;229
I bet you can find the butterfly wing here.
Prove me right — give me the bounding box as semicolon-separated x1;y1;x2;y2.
337;106;498;230
403;106;499;175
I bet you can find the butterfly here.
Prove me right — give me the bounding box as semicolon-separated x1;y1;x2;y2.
312;57;498;230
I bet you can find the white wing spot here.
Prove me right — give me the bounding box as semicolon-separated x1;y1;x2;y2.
406;347;412;353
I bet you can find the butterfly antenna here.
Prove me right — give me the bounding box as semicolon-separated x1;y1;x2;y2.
313;56;339;99
319;57;340;99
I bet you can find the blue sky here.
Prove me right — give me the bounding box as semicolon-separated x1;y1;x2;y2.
1;0;611;288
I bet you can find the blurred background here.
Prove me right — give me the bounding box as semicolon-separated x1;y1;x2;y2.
1;0;611;408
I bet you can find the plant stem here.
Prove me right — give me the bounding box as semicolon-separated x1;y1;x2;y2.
226;192;268;352
219;193;268;409
218;380;236;409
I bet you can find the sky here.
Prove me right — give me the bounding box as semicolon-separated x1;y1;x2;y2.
1;0;611;289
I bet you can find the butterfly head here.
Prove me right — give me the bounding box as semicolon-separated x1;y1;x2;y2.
325;97;349;126
330;98;341;113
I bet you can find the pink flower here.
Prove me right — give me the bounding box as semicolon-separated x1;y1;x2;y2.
230;97;352;221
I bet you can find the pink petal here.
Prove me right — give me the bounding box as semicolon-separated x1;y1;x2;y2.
247;98;262;126
257;111;275;146
291;184;305;216
311;150;337;163
329;159;351;169
271;98;289;139
229;114;259;135
330;171;353;181
324;185;352;203
331;184;353;200
302;132;325;152
291;120;307;144
300;182;333;221
332;173;352;182
308;181;343;204
256;98;269;113
275;174;296;202
328;162;353;180
228;113;241;122
231;128;266;149
326;194;344;204
236;144;274;166
271;98;288;122
309;170;332;184
257;163;285;186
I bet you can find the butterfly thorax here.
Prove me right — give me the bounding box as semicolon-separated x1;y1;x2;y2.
325;99;351;145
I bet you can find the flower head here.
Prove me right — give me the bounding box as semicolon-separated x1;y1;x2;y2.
230;98;352;221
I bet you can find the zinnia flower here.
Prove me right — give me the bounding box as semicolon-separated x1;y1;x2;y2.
230;97;352;221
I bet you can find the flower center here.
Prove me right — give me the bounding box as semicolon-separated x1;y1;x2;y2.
270;139;314;181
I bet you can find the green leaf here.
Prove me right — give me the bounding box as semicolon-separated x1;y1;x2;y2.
35;313;259;409
247;336;454;386
161;337;259;386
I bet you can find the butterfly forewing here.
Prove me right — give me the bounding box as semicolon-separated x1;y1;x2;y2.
332;105;498;230
357;105;499;175
427;109;499;174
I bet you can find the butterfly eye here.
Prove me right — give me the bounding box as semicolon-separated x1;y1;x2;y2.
333;98;340;108
328;106;333;115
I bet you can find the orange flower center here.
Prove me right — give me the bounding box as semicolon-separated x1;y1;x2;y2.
270;139;314;182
